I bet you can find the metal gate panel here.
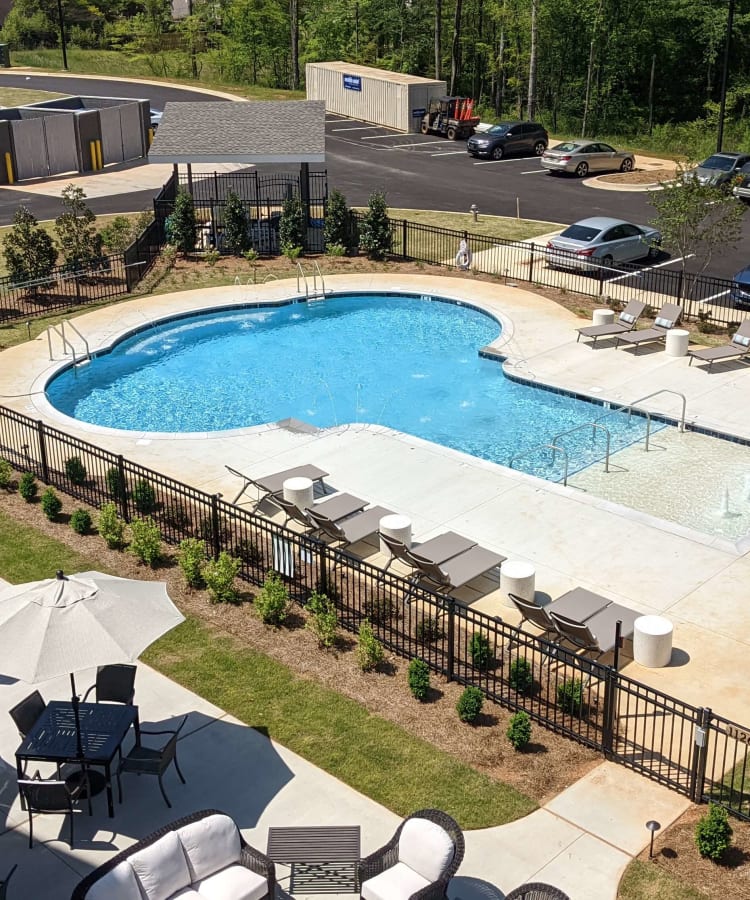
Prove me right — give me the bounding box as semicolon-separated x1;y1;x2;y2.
11;119;47;180
99;106;124;164
119;102;144;161
43;115;79;175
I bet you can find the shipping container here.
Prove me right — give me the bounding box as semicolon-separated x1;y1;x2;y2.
306;61;446;134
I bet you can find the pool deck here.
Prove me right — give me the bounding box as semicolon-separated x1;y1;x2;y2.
2;273;750;727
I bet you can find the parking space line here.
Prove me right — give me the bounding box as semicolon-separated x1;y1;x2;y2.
608;254;696;284
473;158;532;165
389;140;449;148
330;126;380;131
360;134;406;140
520;169;547;175
431;151;469;157
700;289;731;303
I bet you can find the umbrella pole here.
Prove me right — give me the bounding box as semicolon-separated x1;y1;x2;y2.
70;672;85;759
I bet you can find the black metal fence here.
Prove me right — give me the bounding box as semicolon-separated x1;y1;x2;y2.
1;402;748;820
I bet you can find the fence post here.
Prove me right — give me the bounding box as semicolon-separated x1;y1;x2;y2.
527;243;536;283
676;268;684;303
601;665;618;756
598;263;605;296
113;455;129;522
402;219;408;261
446;598;455;682
35;420;49;484
318;540;328;595
210;493;222;560
689;706;712;803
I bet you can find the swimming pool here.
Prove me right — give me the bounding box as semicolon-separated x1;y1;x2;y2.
46;292;659;483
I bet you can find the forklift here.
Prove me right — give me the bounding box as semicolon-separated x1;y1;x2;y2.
420;97;480;140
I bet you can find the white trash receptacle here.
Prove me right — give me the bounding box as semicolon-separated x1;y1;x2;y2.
633;615;673;667
379;514;412;556
282;476;314;511
500;560;536;608
665;329;690;357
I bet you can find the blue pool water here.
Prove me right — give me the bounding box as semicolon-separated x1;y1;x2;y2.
46;293;662;481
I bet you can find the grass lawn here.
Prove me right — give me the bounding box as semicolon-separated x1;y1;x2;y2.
617;861;707;899
0;86;63;106
359;207;562;242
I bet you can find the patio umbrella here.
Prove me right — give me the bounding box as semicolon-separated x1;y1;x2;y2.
0;569;185;759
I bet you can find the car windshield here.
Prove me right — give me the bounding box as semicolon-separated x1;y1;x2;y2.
550;142;578;153
488;124;512;134
559;225;600;242
701;155;735;171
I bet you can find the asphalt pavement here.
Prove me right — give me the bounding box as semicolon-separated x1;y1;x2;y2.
0;72;746;280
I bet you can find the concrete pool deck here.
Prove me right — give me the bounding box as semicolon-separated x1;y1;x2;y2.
1;273;750;727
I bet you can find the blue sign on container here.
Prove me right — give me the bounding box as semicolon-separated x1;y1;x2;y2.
412;108;426;118
343;75;362;92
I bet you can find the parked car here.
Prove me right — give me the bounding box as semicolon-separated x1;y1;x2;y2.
684;151;750;189
541;141;635;177
731;161;750;202
466;121;548;160
150;109;163;131
730;264;750;308
545;216;661;272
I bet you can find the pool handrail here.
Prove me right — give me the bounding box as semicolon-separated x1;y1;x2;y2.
551;422;611;474
509;442;570;486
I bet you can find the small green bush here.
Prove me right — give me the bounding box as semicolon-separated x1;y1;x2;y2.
105;466;128;503
70;508;92;535
408;658;431;701
456;686;484;723
98;501;125;549
557;678;584;715
254;570;291;624
509;657;534;694
469;632;492;670
132;478;157;514
202;551;241;603
0;457;13;490
507;711;532;750
177;537;208;588
306;590;338;648
64;455;87;485
416;615;444;643
695;804;733;861
18;472;37;502
357;618;384;671
325;243;346;257
364;592;397;623
204;248;221;267
128;515;163;567
40;487;62;520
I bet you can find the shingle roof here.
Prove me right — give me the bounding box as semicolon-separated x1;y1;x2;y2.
148;101;326;164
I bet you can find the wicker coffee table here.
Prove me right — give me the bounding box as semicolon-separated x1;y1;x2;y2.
266;825;361;894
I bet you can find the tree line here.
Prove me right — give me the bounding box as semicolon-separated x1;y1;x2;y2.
5;0;750;147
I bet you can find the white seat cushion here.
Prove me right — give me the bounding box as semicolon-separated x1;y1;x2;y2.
177;813;242;882
195;863;268;900
397;818;455;883
129;831;192;900
361;862;431;900
84;861;141;900
169;890;202;899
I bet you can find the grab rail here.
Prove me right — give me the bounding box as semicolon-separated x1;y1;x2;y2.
295;261;308;296
47;324;76;364
551;422;611;473
627;389;687;432
508;442;570;486
296;262;327;301
62;319;90;363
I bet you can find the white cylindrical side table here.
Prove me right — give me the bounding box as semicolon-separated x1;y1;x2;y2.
500;560;536;608
633;615;673;667
593;308;615;326
282;476;314;511
665;329;690;357
379;514;412;555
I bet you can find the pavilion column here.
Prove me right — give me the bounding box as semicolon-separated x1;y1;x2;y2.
186;163;194;197
300;162;310;251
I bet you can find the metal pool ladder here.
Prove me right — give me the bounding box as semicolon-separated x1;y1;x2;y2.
46;320;91;367
296;261;328;302
509;422;612;488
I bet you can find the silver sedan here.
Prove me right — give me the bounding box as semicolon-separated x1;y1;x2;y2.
545;217;661;272
541;141;635;177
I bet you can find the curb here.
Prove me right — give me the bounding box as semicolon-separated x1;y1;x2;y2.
584;176;664;193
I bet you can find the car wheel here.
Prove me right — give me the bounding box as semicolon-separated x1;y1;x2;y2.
647;245;660;260
575;161;589;177
447;126;458;140
600;254;614;270
533;141;546;156
620;157;634;172
420;122;429;135
491;146;504;160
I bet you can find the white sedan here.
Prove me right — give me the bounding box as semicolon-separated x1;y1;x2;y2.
541;141;635;177
545;217;661;272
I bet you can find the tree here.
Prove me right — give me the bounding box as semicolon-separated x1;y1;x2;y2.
54;185;102;271
165;189;197;256
2;206;57;287
99;215;134;253
279;192;305;255
222;191;251;256
358;191;391;261
324;188;355;250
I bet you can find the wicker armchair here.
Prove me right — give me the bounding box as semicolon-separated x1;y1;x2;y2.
358;809;464;900
505;883;570;900
70;809;275;900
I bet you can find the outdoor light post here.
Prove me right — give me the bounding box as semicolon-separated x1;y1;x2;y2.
646;820;661;858
716;0;736;153
56;0;69;71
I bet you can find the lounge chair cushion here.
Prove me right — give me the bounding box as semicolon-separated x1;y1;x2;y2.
397;818;455;882
83;862;141;900
654;316;672;328
361;862;431;900
194;865;268;900
129;831;191;900
620;312;636;324
735;334;750;346
177;814;241;882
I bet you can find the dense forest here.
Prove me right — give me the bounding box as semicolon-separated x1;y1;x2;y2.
4;0;750;147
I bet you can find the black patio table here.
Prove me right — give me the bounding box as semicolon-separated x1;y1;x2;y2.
15;700;139;818
267;825;361;894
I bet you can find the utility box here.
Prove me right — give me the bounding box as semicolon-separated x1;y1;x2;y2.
306;61;446;134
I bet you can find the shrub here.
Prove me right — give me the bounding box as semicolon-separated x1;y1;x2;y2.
416;615;443;643
358;190;391;260
357;619;384;671
177;537;208;588
364;592;397;624
469;632;492;670
204;248;220;267
132;478;157;514
18;472;37;502
128;516;163;567
408;658;430;701
64;455;87;485
202;551;241;603
279;191;305;257
222;190;250;256
105;466;128;503
306;590;338;648
456;686;484;723
165;188;197;256
509;657;534;694
254;570;291;625
695;804;733;861
40;487;63;521
70;508;92;535
507;711;532;750
98;501;125;549
557;678;584;715
324;188;356;250
325;243;346;257
0;457;13;489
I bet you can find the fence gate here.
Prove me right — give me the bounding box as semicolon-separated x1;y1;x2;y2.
99;106;124;164
11;119;47;180
119;102;144;161
44;115;79;176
